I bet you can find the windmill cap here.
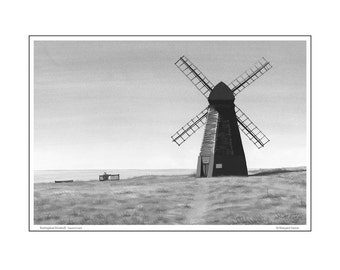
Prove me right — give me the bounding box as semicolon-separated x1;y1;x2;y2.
208;81;235;104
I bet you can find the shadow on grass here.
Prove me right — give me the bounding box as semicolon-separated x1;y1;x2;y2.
249;167;306;177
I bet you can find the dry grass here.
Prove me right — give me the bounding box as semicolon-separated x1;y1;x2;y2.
34;167;306;225
203;168;306;225
34;175;195;225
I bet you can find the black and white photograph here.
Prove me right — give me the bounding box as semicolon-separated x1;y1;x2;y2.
4;0;340;269
29;36;311;231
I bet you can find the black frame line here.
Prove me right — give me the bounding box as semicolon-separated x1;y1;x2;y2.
28;35;312;232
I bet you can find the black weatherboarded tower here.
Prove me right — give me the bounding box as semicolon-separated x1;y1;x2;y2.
171;56;272;177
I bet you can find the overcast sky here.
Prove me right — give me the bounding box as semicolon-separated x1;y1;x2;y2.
34;39;307;170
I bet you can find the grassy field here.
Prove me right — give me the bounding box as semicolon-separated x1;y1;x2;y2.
34;167;306;225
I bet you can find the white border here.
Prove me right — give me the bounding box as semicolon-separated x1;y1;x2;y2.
29;36;311;231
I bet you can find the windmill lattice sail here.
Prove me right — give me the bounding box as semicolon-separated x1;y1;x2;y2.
175;56;215;99
235;105;270;149
171;107;209;146
228;57;272;96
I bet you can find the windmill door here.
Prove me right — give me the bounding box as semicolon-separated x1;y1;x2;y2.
201;157;210;177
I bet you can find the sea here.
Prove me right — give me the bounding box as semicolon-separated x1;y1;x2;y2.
34;169;196;183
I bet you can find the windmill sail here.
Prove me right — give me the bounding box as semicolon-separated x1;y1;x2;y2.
175;56;215;99
235;105;270;149
228;57;272;97
171;106;209;146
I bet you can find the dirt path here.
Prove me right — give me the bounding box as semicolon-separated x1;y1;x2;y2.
186;179;209;224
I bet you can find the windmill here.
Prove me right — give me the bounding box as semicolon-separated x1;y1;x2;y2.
171;56;272;177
